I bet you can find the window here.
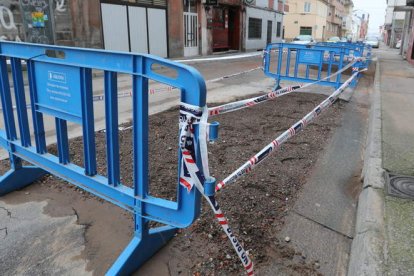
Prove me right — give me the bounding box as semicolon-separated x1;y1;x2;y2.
248;17;262;39
183;0;197;12
304;2;311;13
119;0;167;7
299;26;312;35
276;21;281;37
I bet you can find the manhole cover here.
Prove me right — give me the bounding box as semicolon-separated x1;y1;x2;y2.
385;172;414;200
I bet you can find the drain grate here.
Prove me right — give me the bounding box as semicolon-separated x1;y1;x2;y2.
385;172;414;200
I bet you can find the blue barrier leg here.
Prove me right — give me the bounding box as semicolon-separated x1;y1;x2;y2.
106;225;176;275
0;156;46;196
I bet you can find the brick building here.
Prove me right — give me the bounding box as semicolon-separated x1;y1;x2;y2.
0;0;284;58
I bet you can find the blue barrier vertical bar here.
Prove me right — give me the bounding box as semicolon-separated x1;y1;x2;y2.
317;53;323;80
55;118;70;164
294;49;299;78
285;49;291;76
104;71;120;186
0;56;22;170
327;52;333;81
277;44;283;76
0;56;17;141
8;153;22;170
336;49;345;88
132;56;148;239
10;58;31;147
80;68;97;176
305;65;310;79
27;60;47;154
133;57;149;200
264;45;270;74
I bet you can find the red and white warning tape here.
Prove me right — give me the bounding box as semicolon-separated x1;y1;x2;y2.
209;58;360;117
215;70;363;192
176;64;365;273
179;103;254;275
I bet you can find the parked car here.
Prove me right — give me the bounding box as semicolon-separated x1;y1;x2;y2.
364;36;379;48
340;37;348;42
291;35;315;45
326;36;340;43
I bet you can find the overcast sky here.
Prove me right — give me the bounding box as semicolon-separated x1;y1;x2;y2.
353;0;387;34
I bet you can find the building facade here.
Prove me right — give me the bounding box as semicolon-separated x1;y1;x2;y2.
387;0;414;64
283;0;329;41
384;0;408;47
341;0;353;38
243;0;284;50
325;0;346;38
0;0;284;58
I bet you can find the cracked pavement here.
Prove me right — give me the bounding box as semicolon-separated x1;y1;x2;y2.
0;200;90;275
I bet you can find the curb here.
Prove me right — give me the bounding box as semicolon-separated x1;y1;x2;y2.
347;58;386;275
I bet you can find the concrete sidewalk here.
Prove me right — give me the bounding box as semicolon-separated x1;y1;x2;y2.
348;46;414;275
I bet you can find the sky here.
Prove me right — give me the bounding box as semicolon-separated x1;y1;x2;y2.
353;0;387;34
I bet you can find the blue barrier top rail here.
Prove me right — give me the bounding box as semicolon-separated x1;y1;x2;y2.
0;41;207;228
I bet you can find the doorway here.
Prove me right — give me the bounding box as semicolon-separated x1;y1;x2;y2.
228;8;240;50
183;0;198;56
267;20;272;44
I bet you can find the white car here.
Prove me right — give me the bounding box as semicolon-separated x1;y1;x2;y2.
364;36;379;48
291;35;315;45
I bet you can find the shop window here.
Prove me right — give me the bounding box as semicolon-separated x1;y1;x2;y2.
248;17;262;39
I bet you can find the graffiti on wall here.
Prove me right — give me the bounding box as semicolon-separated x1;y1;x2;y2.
0;0;24;41
0;5;17;30
55;0;66;12
20;0;54;44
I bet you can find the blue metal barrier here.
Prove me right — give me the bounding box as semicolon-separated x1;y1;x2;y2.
263;43;363;89
0;42;207;275
316;41;371;68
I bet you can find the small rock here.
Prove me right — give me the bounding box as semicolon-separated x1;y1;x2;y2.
285;236;291;242
226;254;232;259
167;147;172;151
314;262;320;269
209;257;213;262
208;234;213;239
25;192;30;195
266;193;270;197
